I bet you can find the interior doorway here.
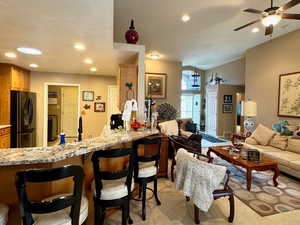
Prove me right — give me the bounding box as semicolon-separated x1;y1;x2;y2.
44;83;80;147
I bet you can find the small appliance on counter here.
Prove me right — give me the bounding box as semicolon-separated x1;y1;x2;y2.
110;114;123;130
10;90;36;148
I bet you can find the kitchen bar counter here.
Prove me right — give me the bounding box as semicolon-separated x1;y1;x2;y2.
0;128;165;225
0;129;159;166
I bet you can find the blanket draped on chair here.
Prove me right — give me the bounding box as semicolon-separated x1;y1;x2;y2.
175;148;227;212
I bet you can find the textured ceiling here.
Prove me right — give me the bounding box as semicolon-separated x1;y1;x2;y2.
114;0;300;69
0;0;136;76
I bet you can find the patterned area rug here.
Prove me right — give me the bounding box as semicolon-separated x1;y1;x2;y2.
214;157;300;216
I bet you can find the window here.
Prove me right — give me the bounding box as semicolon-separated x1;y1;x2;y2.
180;69;201;129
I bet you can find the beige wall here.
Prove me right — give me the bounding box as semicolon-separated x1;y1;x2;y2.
30;72;116;146
205;58;245;85
245;29;300;127
145;59;182;112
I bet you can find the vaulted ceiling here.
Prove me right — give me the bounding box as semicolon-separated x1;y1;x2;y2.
114;0;300;69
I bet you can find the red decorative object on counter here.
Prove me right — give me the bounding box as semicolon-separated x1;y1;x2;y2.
131;120;141;131
125;20;139;44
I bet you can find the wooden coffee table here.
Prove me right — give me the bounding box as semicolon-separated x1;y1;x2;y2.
207;145;280;191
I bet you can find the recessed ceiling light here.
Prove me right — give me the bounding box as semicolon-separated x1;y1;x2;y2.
90;67;97;72
4;52;17;58
182;14;190;22
74;43;86;51
29;63;39;68
17;47;42;55
147;52;161;60
84;58;93;64
252;27;259;33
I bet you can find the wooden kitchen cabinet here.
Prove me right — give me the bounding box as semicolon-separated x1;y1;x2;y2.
0;63;30;124
117;64;138;111
0;127;10;148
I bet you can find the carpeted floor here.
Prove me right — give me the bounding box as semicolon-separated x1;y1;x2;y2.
214;157;300;216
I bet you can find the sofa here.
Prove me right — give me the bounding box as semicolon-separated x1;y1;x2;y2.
244;124;300;179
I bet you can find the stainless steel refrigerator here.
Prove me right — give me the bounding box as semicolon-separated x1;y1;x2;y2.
10;91;36;147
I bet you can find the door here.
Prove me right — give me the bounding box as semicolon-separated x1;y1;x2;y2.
206;87;218;136
107;85;119;125
181;94;201;128
61;86;79;136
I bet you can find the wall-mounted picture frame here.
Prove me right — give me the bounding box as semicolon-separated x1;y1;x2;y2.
278;71;300;118
145;73;167;99
94;102;105;112
82;91;94;101
223;104;233;113
224;95;232;103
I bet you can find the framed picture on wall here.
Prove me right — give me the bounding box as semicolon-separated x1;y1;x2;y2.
224;95;232;103
278;71;300;118
82;91;94;101
94;102;105;112
145;73;167;99
223;104;233;113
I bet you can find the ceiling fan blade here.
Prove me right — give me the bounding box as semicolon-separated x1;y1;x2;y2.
244;8;263;14
280;0;300;11
234;19;261;31
265;25;273;36
282;13;300;20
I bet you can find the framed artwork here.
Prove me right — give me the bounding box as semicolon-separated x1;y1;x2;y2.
94;102;105;112
224;95;232;103
223;104;233;113
278;71;300;118
82;91;94;101
145;73;167;99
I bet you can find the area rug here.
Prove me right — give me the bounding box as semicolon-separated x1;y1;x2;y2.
198;132;227;143
214;157;300;216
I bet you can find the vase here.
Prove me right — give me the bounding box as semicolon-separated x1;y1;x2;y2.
125;20;139;44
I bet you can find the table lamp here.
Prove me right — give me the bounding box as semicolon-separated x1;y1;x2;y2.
241;100;257;134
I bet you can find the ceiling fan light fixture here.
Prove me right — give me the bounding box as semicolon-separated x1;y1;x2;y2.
261;14;282;26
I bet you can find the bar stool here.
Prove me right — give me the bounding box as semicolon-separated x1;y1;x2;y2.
15;165;87;225
133;137;161;221
0;204;9;225
91;148;134;225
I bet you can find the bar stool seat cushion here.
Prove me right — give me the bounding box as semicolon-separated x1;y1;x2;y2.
0;204;9;225
32;194;88;225
138;166;157;178
92;178;134;200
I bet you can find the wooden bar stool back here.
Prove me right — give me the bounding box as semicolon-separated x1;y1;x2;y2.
91;148;134;225
15;165;85;225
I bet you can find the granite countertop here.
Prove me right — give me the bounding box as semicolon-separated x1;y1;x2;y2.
0;125;11;129
0;129;159;166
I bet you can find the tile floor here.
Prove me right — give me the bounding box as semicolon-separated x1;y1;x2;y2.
105;167;300;225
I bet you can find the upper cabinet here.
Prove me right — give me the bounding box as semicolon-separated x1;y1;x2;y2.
117;64;138;111
0;63;30;124
11;66;30;91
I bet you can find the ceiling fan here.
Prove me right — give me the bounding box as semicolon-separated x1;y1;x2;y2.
234;0;300;35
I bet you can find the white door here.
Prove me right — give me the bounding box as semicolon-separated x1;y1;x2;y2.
206;87;217;136
61;86;79;136
107;85;119;125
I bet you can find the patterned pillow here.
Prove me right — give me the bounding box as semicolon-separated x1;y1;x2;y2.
269;134;288;150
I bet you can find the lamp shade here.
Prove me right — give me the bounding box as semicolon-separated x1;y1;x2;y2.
241;100;257;117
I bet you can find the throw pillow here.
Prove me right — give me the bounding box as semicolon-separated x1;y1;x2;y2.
269;134;288;150
281;126;294;136
245;137;258;145
293;130;300;139
158;120;179;136
251;124;276;146
186;121;197;133
272;120;289;133
287;138;300;154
